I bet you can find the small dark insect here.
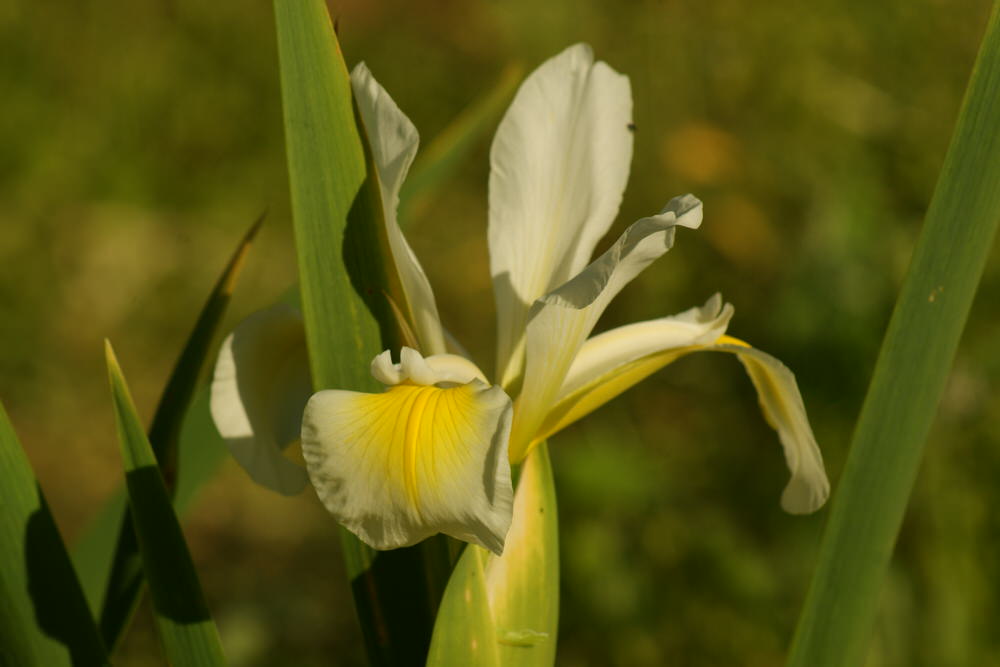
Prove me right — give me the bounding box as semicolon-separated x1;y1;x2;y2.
627;122;636;132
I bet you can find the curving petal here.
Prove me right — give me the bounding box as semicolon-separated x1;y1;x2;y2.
537;328;829;514
369;347;489;386
715;338;830;514
535;294;734;441
210;304;312;495
489;43;634;386
507;195;702;461
352;63;447;355
302;349;514;554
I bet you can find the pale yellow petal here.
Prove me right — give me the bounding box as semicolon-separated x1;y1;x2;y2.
535;295;733;441
534;331;829;514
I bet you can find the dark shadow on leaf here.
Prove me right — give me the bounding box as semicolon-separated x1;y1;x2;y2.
351;545;441;667
26;492;108;665
123;466;211;625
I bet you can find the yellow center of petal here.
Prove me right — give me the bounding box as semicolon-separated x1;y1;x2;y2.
403;385;436;513
341;382;491;518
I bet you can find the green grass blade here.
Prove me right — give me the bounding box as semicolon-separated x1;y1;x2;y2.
427;547;500;667
73;386;228;615
105;342;226;666
787;5;1000;665
0;402;109;666
485;443;559;666
96;217;261;651
399;63;523;224
273;1;447;663
273;0;388;396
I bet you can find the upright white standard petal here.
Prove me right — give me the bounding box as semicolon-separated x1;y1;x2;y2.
302;347;514;554
351;63;447;355
489;43;634;386
508;195;703;461
210;304;312;495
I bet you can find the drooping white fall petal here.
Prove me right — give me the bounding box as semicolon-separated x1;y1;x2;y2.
302;347;514;554
210;303;312;495
529;302;829;513
489;43;634;387
534;294;734;441
351;63;447;355
508;194;703;461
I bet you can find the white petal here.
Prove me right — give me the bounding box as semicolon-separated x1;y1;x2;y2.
351;63;447;355
210;304;311;495
537;326;829;514
370;346;489;387
508;195;703;461
302;352;514;553
489;43;634;386
532;295;733;441
717;340;830;514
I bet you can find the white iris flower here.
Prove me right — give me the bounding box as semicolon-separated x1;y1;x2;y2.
210;44;829;557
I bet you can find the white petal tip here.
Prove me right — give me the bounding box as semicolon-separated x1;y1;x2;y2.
658;194;703;229
780;474;831;514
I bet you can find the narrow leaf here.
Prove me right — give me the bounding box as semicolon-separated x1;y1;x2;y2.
74;386;229;614
273;1;446;663
97;216;261;650
273;0;388;396
0;401;108;666
105;342;226;666
788;5;1000;666
427;547;500;667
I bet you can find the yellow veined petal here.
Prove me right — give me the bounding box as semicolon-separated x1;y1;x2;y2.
351;63;447;355
535;295;733;440
534;331;829;514
210;304;311;495
507;195;703;462
490;44;634;388
301;360;514;554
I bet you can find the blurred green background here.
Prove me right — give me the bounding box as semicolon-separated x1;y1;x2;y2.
3;0;999;664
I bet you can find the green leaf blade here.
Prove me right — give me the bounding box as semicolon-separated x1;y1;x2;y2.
105;342;226;666
273;3;448;664
92;217;261;651
486;443;559;667
429;443;560;667
427;547;500;667
0;401;108;666
273;0;386;395
787;5;1000;666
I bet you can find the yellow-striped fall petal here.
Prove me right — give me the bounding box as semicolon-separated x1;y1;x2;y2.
301;347;514;554
533;319;829;513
